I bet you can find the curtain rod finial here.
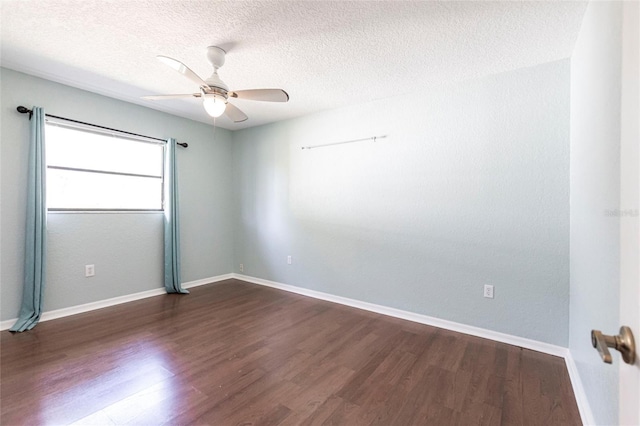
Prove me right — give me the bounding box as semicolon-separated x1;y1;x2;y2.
17;106;33;119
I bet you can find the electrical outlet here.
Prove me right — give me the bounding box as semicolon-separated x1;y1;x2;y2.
85;264;95;277
287;255;292;265
239;263;244;272
483;285;494;299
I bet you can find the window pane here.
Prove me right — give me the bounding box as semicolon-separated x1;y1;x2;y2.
46;124;163;176
47;169;162;210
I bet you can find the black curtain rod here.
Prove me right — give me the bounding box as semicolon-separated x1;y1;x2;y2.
16;106;188;148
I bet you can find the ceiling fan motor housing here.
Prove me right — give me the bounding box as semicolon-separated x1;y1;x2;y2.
205;72;229;94
205;46;229;94
207;46;226;69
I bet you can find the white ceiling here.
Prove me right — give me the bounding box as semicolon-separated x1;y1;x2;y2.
1;1;587;131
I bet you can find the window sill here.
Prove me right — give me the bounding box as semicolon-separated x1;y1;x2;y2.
47;210;164;215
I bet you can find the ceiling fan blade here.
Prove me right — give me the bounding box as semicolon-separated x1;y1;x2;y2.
142;94;201;100
157;55;209;88
223;102;248;123
229;89;289;102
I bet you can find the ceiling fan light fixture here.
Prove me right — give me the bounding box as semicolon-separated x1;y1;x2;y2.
202;94;226;117
145;46;288;123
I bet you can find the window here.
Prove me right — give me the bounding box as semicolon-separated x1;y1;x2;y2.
46;122;164;210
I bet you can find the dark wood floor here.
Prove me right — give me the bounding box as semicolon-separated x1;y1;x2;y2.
1;279;581;425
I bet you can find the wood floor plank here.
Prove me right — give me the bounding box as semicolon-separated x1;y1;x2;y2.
0;279;582;425
279;394;344;426
334;329;411;403
320;399;365;426
390;364;442;425
284;364;355;420
365;354;431;426
349;348;417;407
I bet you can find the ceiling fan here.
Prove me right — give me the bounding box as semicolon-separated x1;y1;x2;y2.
143;46;289;123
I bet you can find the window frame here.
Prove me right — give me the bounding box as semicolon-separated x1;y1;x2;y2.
44;120;166;212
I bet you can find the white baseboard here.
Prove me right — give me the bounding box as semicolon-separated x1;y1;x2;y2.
183;273;234;289
233;273;595;425
564;352;596;425
233;273;567;357
0;274;233;331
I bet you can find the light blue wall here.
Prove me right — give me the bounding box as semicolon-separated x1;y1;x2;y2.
569;2;623;424
232;60;571;346
1;60;573;349
0;68;234;320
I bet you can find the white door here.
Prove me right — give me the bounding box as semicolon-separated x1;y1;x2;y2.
618;1;639;424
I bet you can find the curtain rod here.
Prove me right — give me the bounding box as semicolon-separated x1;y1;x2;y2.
302;135;387;150
16;106;188;148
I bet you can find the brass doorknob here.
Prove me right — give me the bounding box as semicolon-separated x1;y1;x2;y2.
591;326;636;365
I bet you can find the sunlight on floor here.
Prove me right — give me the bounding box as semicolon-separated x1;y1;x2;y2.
44;350;175;426
68;379;174;426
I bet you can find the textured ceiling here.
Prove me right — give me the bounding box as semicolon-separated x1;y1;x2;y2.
1;1;587;130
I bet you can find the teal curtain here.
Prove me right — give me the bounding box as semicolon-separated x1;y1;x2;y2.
164;138;188;294
11;107;47;332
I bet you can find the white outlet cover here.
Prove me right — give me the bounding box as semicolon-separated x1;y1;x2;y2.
483;285;494;298
85;264;95;277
